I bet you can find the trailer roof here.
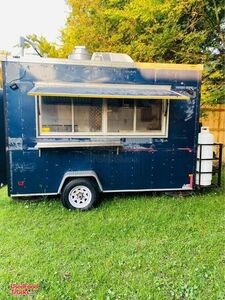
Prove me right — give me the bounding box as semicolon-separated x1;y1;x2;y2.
2;56;203;71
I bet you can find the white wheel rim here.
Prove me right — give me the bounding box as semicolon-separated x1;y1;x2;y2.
68;185;92;209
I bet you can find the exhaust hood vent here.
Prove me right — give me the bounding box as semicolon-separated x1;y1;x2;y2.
91;52;133;63
68;46;133;63
68;46;91;61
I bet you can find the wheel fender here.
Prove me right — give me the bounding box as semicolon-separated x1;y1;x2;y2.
58;171;103;193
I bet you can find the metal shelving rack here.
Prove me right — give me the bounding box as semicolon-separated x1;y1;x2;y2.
196;143;223;188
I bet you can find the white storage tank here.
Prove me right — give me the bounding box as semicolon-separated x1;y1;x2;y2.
196;127;214;186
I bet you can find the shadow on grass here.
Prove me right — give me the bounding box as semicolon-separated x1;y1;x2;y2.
12;191;168;209
99;190;195;205
13;194;60;203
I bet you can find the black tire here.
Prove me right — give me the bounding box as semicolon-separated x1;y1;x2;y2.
61;178;99;211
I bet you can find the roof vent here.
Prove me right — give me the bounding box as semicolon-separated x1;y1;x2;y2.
68;46;91;61
91;52;133;63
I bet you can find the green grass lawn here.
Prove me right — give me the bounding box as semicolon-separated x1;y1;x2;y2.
0;181;224;299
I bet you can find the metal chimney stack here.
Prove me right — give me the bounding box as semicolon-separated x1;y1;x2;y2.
68;46;91;61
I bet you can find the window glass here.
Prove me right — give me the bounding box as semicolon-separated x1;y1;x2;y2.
73;98;102;132
107;99;134;132
41;97;72;133
136;100;162;131
39;97;165;136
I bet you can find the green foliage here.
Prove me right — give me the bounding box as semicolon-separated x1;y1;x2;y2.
31;0;225;105
26;34;60;58
0;182;224;298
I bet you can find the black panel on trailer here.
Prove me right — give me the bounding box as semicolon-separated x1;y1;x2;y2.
0;88;6;186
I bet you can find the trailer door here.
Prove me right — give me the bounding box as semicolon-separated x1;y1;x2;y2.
0;89;6;186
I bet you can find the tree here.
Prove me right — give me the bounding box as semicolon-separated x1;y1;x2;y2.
26;34;60;58
30;0;225;104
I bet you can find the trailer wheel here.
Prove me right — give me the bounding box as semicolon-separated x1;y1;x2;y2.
61;178;99;210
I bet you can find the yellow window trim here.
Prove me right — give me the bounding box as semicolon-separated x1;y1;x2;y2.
135;62;203;71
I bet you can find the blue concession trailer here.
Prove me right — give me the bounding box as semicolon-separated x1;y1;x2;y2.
0;49;222;210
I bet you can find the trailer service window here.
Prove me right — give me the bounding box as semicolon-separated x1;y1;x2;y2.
38;96;167;136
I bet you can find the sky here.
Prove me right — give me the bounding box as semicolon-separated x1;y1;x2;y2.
0;0;69;54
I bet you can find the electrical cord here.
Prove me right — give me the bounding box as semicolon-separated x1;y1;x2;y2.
9;70;26;84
